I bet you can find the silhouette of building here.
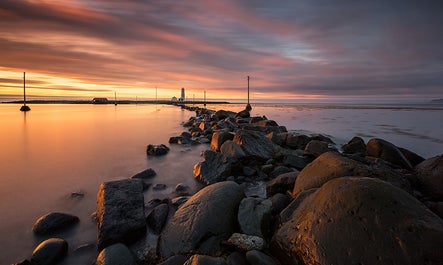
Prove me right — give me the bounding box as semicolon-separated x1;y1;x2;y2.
92;98;108;104
180;87;185;102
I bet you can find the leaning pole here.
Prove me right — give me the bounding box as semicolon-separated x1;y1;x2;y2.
20;72;31;112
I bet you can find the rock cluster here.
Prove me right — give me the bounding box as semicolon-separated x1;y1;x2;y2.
14;105;443;265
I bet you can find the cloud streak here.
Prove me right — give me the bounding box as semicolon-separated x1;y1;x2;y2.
0;0;442;101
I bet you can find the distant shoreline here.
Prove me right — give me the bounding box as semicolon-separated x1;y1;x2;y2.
1;99;230;105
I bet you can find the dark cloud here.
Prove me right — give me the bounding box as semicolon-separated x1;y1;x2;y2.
0;0;442;99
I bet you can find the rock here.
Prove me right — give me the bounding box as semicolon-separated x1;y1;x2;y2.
270;193;291;215
398;147;425;167
282;153;311;170
214;110;237;120
153;183;167;190
31;238;68;265
211;131;234;152
70;191;84;199
147;144;170;156
32;212;79;235
97;179;146;250
171;196;190;207
245;250;277;265
304;140;333;157
227;233;266;251
415;155;443;200
227;252;248;265
233;130;276;160
130;231;159;264
292;152;411;197
253;120;278;127
159;181;244;258
266;172;298;197
236;109;250;119
279;188;318;224
169;136;191;145
271;177;443;265
242;166;256;177
366;138;412;169
147;203;169;234
238;197;272;238
220;140;246;159
342;136;366;154
266;131;284;145
269;166;293;179
184;254;227;265
96;243;135;265
181;131;192;139
175;183;191;196
286;134;310;149
158;255;188;265
132;168;157;179
427;201;443;219
12;260;31;265
194;150;235;184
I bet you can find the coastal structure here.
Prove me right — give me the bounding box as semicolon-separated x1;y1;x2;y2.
92;98;109;104
180;88;185;102
20;72;31;112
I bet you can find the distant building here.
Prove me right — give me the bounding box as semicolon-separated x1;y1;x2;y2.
171;96;178;102
180;87;185;102
92;98;108;104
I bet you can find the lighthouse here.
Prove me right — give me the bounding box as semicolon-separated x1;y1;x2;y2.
180;87;185;102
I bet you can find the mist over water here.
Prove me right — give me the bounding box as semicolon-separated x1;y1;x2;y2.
0;102;442;264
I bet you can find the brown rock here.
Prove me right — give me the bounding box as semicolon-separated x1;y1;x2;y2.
366;138;412;169
415;155;443;200
342;136;366;154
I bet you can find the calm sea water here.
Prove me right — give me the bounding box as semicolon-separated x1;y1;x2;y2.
0;103;442;264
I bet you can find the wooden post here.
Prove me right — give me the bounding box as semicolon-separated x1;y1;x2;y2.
204;90;206;107
247;75;250;105
20;72;31;111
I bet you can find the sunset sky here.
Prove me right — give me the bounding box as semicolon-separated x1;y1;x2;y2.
1;1;442;102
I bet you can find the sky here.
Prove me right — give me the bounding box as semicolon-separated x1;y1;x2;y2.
1;0;442;102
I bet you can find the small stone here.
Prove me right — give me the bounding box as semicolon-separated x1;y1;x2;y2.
146;144;170;156
33;212;79;235
132;168;157;179
31;238;68;265
175;183;191;196
227;233;266;251
147;203;169;234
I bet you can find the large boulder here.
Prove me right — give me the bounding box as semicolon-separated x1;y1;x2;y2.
304;140;332;157
31;238;68;265
414;155;443;200
32;212;79;235
193;150;235;184
398;147;425;167
285;134;310;150
366;138;412;169
214;110;236;120
246;250;278;265
211;131;234;152
220;140;246;159
233;130;276;160
266;172;298;197
97;179;146;250
159;181;244;258
96;243;135;265
342;136;366;154
293;152;411;197
271;177;443;265
238;197;272;238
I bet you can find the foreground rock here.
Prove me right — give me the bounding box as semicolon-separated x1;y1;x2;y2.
32;212;79;235
146;144;170;156
366;138;412;169
159;181;244;258
414;155;443;200
271;177;443;265
31;238;68;265
97;179;146;250
96;243;135;265
193;150;236;184
233;130;276;160
238;197;272;238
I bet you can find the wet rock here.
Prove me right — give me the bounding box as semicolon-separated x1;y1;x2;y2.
342;136;366;154
31;238;68;265
366;138;412;169
238;197;272;238
214;110;237;120
220;140;246;159
147;203;169;234
245;250;277;265
194;150;235;184
159;181;244;258
282;153;311;170
266;131;284;145
32;212;79;235
96;243;135;265
285;134;310;149
175;183;191;196
279;188;318;224
270;193;291;215
253;120;278;127
171;196;190;207
169;136;190;145
97;179;146;250
147;144;170;156
227;252;248;265
184;254;227;265
12;260;31;265
266;172;298;197
233;130;276;160
236;109;251;119
271;177;443;265
269;166;293;179
153;183;167;190
304;140;333;157
158;255;188;265
414;155;443;200
211;131;234;152
131;231;159;264
227;233;266;251
398;147;425;167
132;168;157;179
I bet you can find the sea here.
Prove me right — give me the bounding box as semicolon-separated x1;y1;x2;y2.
0;102;442;264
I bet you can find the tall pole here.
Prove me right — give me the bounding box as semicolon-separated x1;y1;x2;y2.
247;75;250;105
114;91;117;106
156;87;158;103
204;90;206;107
20;72;31;111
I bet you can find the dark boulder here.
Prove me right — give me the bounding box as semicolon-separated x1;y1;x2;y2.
227;252;248;265
253;120;279;127
147;203;169;234
414;155;443;200
235;109;250;119
282;153;311;170
304;140;333;157
97;179;146;250
269;166;293;179
342;136;366;154
366;138;412;169
214;110;237;120
238;197;272;238
175;183;191;196
146;144;170;156
131;168;157;179
32;212;79;235
286;134;310;150
158;255;188;265
96;243;135;265
270;193;291;215
246;250;278;265
159;181;244;258
184;255;227;265
398;147;425;167
234;130;276;160
271;177;443;265
220;140;246;159
266;172;298;197
193;150;235;184
31;238;68;265
211;131;234;152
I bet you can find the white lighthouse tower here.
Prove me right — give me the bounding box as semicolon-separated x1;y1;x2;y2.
180;87;185;102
